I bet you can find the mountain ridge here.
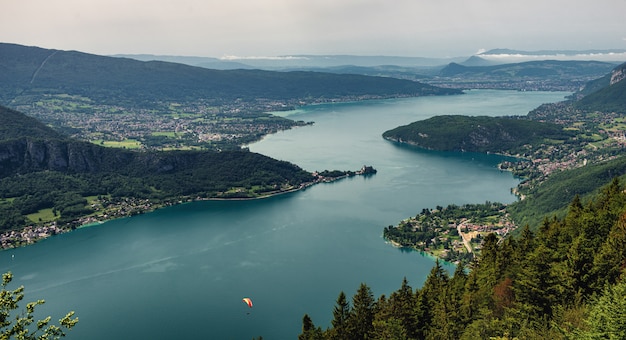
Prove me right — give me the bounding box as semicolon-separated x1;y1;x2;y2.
382;115;572;154
0;105;314;231
575;62;626;113
0;43;460;107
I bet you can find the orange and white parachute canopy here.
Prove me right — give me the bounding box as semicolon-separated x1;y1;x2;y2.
242;297;253;308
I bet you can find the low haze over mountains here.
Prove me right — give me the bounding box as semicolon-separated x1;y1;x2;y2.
114;48;626;71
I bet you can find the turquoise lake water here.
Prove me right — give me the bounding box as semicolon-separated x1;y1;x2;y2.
0;90;569;339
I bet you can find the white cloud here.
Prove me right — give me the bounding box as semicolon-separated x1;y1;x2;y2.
220;55;309;61
480;52;626;63
1;0;626;57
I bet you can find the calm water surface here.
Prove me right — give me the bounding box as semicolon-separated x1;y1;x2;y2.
1;90;569;339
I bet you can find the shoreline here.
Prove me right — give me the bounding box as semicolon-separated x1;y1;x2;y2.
0;166;376;251
0;187;305;250
384;237;457;267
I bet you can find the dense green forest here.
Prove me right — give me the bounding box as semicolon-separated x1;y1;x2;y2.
300;178;626;339
0;105;313;232
0;150;313;231
0;105;65;140
382;115;573;154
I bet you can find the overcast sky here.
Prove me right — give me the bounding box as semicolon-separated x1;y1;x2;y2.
2;0;626;58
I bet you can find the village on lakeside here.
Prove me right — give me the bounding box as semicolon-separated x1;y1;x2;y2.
0;166;377;249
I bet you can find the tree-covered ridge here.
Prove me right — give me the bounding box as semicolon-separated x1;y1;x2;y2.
0;43;461;151
508;155;626;229
0;43;460;106
0;106;316;237
300;178;626;339
382;115;573;154
0;105;65;140
0;147;314;234
439;60;616;79
575;62;626;113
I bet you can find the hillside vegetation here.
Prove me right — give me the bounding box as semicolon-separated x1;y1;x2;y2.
575;62;626;113
301;179;626;339
426;59;617;91
300;61;626;339
0;43;461;151
0;105;313;234
382;115;573;154
439;60;615;79
0;106;65;140
508;155;626;228
0;43;460;107
383;62;626;231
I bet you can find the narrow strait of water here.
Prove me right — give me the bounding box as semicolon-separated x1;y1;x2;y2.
1;90;569;339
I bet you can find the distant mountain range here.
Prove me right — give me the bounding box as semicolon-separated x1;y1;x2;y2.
112;54;468;70
110;48;626;92
114;48;626;71
0;43;459;108
439;60;616;80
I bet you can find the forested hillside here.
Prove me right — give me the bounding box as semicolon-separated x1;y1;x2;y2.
300;178;626;339
575;62;626;113
439;60;615;79
508;155;626;228
0;43;460;107
0;105;312;232
0;43;463;151
382;115;572;154
0;105;65;140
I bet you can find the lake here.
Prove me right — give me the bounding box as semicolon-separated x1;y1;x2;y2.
0;90;569;339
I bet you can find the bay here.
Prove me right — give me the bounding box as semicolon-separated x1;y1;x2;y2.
0;90;569;339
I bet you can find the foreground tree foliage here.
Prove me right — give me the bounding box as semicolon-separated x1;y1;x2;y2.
0;272;78;339
301;178;626;339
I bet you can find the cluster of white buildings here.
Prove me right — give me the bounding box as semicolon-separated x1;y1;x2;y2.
0;224;62;249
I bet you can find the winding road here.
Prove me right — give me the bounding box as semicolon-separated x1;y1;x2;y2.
457;220;473;253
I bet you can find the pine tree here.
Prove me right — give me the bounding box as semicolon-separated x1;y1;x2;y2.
428;283;464;340
371;294;409;340
346;283;376;339
460;269;482;324
564;194;584;237
298;314;324;340
513;244;559;320
416;260;449;338
327;291;351;340
577;274;626;339
387;277;418;338
475;233;501;288
592;214;626;289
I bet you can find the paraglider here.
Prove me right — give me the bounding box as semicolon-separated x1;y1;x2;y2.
242;297;253;308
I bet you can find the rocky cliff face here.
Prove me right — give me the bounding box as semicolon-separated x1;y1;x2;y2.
0;139;123;176
0;137;230;178
610;63;626;85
